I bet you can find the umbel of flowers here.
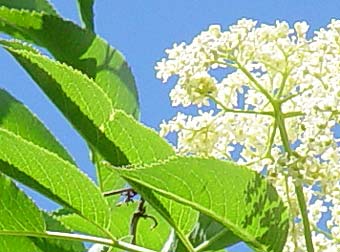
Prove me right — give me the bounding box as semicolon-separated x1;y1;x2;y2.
156;19;340;251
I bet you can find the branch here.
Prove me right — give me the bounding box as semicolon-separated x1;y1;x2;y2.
207;94;274;116
0;231;157;252
103;188;136;198
130;198;158;244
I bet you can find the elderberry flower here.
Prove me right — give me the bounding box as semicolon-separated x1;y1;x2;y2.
156;18;340;251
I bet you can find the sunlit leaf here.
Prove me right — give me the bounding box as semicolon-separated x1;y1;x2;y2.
0;89;111;232
0;6;139;119
0;0;57;15
118;156;289;252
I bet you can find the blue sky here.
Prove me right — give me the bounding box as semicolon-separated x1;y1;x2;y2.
1;1;340;251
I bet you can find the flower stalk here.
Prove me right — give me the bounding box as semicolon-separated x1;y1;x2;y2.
273;101;314;252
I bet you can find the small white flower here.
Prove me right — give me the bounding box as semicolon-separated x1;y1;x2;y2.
294;21;309;39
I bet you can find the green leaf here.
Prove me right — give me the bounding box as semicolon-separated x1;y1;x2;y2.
30;213;86;252
0;39;198;250
52;209;108;238
0;132;110;227
125;179;198;251
188;214;240;250
0;237;44;252
0;39;129;166
109;202;171;250
0;173;45;251
101;110;175;164
0;126;111;231
135;204;172;250
109;203;137;240
0;89;111;233
0;42;188;247
0;5;137;209
95;155;126;204
0;173;95;252
0;173;45;233
0;40;173;164
164;214;240;252
54;203;171;251
117;156;289;252
0;6;139;119
77;0;95;31
0;0;57;15
91;202;172;250
0;88;74;164
0;89;85;251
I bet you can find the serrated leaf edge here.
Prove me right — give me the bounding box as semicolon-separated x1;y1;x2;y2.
0;127;112;235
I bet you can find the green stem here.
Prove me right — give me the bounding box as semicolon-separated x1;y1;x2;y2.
273;104;292;156
0;231;156;252
277;74;288;98
283;174;298;251
194;229;229;252
276;60;289;98
312;225;339;242
295;185;314;252
283;111;305;118
246;121;277;167
279;86;312;104
235;61;275;104
208;95;274;116
91;149;104;192
263;121;277;160
272;102;314;252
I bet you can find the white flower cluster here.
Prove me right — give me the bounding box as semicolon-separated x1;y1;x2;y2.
156;19;340;251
